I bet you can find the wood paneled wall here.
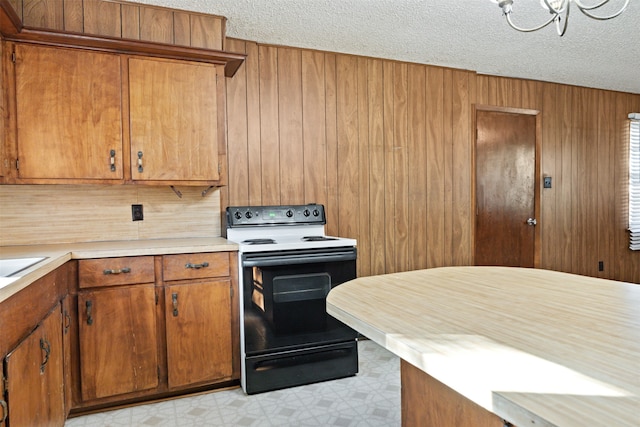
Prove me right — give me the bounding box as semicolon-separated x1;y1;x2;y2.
225;38;640;283
7;0;225;49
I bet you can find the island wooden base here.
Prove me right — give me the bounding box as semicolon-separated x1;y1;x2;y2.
401;360;507;427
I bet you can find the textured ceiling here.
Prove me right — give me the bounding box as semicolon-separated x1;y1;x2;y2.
128;0;639;94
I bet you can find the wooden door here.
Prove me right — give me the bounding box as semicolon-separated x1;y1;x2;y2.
128;57;220;182
164;280;233;388
14;44;123;180
5;305;65;427
475;110;537;267
78;285;158;400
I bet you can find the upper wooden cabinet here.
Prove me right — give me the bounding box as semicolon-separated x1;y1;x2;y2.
128;57;225;184
13;43;123;181
4;42;229;185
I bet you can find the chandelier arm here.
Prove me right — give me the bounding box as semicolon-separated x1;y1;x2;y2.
555;2;570;36
576;0;629;20
505;13;556;32
573;0;612;11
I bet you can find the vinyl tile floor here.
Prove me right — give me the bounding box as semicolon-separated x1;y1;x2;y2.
65;340;401;427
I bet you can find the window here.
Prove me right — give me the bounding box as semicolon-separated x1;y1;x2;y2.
630;113;640;250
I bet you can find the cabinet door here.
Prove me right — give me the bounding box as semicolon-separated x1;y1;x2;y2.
129;57;221;182
78;285;158;400
14;44;123;180
4;305;65;427
165;280;233;388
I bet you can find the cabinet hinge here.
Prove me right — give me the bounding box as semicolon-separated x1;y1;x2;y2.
157;366;160;381
218;163;221;174
155;292;158;305
230;284;234;299
15;159;19;170
11;52;16;63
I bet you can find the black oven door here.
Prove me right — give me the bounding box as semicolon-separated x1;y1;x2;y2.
241;247;358;355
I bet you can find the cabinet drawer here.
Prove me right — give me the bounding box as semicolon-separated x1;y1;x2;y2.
79;256;155;288
163;252;230;282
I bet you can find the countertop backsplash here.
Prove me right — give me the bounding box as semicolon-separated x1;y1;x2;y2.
0;185;221;246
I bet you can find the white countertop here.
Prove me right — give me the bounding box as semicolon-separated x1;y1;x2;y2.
327;266;640;427
0;237;238;302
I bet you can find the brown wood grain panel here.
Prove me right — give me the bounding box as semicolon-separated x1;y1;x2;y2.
139;6;173;44
401;360;504;427
162;252;230;281
382;60;396;273
8;0;22;21
393;62;409;273
172;11;190;47
335;54;359;240
22;0;62;29
407;63;427;270
278;47;304;204
78;256;155;288
451;70;472;266
442;69;454;265
83;0;121;38
476;74;489;105
245;41;262;205
357;57;370;277
426;66;445;268
558;84;573;272
540;82;559;271
324;53;339;237
596;89;614;278
258;45;280;205
62;0;82;32
225;39;249;206
301;50;327;207
368;58;385;276
190;14;223;50
120;3;140;39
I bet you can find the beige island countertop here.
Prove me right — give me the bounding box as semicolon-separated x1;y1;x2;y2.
327;266;640;427
0;237;238;302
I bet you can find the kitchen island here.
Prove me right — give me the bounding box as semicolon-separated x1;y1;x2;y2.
326;267;640;427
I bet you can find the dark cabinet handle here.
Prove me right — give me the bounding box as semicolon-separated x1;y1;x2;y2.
172;293;179;317
103;267;131;275
40;338;51;373
64;309;71;334
110;149;116;172
86;300;93;325
0;399;7;423
185;262;209;269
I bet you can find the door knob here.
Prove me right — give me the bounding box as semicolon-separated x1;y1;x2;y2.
526;218;537;226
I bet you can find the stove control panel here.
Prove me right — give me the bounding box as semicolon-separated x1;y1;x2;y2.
226;204;326;227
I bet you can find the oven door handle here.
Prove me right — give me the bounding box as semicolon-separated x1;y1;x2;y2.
242;251;356;267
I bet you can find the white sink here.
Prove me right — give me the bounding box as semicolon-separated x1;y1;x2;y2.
0;257;47;277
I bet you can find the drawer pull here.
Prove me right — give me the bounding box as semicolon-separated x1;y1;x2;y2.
110;149;116;172
172;293;179;317
137;151;144;173
103;267;131;275
86;300;93;325
40;338;51;373
185;262;209;270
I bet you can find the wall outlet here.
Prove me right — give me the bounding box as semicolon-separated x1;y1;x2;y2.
132;204;144;221
543;176;552;188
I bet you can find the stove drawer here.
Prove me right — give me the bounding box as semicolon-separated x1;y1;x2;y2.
79;256;155;288
163;252;230;281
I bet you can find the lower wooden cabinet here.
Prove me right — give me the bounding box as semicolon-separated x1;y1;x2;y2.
165;279;233;388
77;285;158;400
74;252;238;409
3;304;65;427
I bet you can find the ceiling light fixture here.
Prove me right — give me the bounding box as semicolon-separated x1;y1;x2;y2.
490;0;629;36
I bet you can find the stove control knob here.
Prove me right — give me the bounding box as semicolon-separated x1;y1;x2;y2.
234;211;242;220
245;211;253;219
286;209;293;218
303;209;310;217
313;209;320;217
